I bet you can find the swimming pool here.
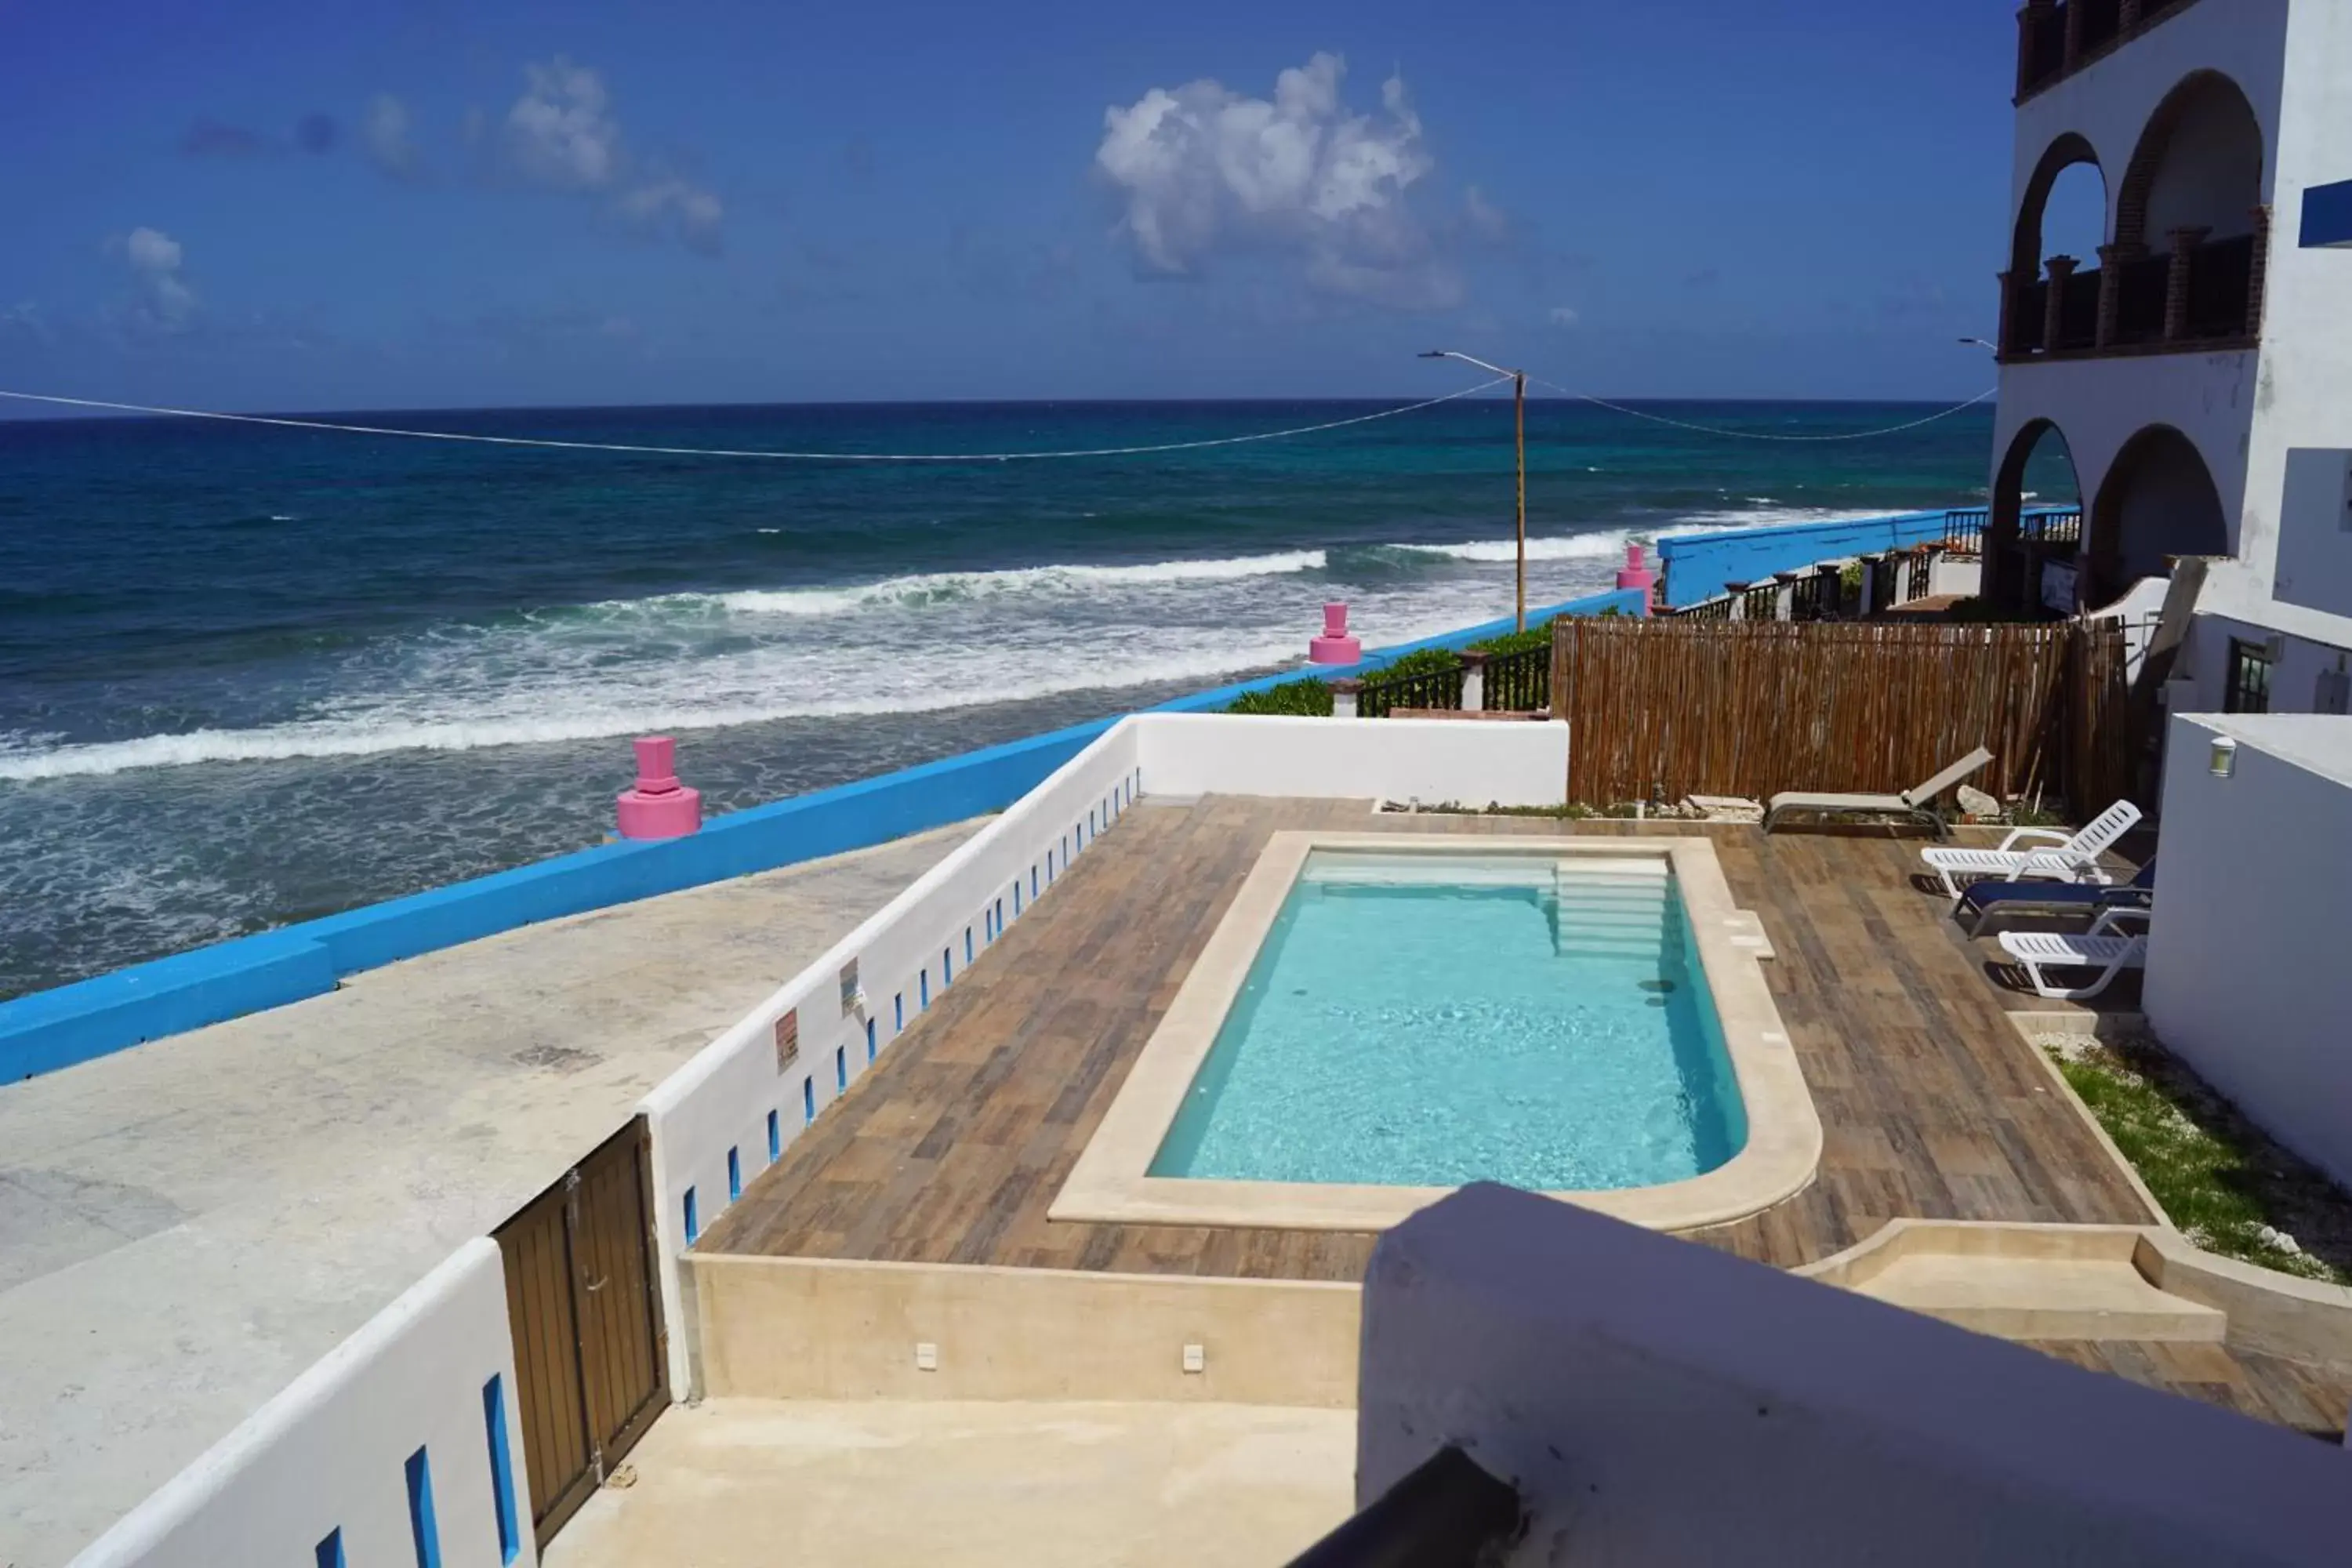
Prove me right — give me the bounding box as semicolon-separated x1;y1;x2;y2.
1053;833;1820;1234
1148;851;1747;1190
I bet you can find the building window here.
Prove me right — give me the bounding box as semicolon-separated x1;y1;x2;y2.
2224;639;2273;713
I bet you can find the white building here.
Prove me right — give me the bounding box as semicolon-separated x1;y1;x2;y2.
1989;0;2352;717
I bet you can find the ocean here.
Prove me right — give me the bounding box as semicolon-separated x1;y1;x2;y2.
0;397;2064;1000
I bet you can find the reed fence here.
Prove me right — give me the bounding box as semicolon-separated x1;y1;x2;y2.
1551;616;2134;811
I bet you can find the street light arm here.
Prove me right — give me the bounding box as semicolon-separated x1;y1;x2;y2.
1421;349;1519;379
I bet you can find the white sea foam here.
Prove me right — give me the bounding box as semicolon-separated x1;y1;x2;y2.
0;514;1806;783
692;549;1332;617
1656;506;1903;538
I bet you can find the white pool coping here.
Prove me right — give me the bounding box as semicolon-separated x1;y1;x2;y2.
1049;833;1824;1234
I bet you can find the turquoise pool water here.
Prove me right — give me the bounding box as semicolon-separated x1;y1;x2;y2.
1149;852;1748;1190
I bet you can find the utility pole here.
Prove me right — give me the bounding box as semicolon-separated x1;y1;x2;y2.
1421;350;1529;631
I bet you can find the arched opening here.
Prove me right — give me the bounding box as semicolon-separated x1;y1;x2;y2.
2085;425;2229;604
1987;419;2087;612
2004;136;2106;358
2111;71;2266;346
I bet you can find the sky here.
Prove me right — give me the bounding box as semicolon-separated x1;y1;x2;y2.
0;1;2045;412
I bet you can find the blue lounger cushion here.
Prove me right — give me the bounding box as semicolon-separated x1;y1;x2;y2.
1959;858;2156;933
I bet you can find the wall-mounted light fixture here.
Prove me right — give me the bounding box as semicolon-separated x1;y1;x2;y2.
2210;735;2238;779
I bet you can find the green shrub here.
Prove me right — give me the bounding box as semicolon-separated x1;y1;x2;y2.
1225;677;1333;716
1470;618;1555;658
1371;646;1464;681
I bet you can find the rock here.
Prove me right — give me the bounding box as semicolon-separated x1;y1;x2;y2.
1955;785;2000;819
2256;1224;2305;1256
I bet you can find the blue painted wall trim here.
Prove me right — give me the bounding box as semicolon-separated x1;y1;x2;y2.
1655;507;2077;608
2302;178;2352;249
0;586;1640;1082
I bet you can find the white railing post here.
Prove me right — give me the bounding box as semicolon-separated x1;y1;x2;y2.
1726;582;1749;622
1773;574;1798;622
1332;679;1360;720
1460;653;1486;713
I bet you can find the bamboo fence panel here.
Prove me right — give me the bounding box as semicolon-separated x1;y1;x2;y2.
1551;617;2134;810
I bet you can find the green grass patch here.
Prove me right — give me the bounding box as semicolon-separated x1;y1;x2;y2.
1225;677;1333;717
2047;1040;2351;1284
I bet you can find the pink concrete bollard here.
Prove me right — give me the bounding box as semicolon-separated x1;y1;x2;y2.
616;735;702;839
1308;601;1363;664
1615;544;1655;615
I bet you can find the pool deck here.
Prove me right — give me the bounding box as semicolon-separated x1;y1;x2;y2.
699;797;2153;1277
695;797;2352;1440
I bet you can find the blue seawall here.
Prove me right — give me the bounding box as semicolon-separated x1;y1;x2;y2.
1655;506;2081;608
1656;511;1952;608
1;586;1643;1080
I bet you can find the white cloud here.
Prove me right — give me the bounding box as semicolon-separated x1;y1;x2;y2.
615;177;724;255
1094;53;1455;308
498;58;722;253
120;227;196;328
503;57;619;191
1548;305;1580;328
1462;186;1511;244
363;93;418;179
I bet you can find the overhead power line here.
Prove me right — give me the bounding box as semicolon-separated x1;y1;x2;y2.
0;379;1509;461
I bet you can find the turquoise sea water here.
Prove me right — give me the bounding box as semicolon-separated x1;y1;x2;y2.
1150;856;1746;1190
0;398;2073;998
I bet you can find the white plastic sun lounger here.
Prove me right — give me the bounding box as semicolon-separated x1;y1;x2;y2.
1762;746;1994;837
1998;908;2151;1000
1920;799;2141;902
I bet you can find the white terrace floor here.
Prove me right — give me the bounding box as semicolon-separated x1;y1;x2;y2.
543;1399;1354;1568
0;821;979;1568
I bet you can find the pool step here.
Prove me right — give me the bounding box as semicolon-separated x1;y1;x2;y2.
1808;1224;2228;1343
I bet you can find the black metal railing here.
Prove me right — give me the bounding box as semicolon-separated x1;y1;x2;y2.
2186;232;2256;340
1942;508;1988;554
1904;549;1935;603
1359;662;1464;717
2023;507;2084;548
1482;644;1550;712
2006;278;2049;356
2077;0;2125;60
2051;265;2102;350
1671;593;1736;621
2021;0;2199;101
2113;251;2171;344
1741;582;1780;622
2019;4;2067;96
1788;569;1833;622
1285;1447;1523;1568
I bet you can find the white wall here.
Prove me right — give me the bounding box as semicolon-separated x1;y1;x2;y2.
1993;350;2258;549
1354;1185;2347;1567
1132;713;1570;808
70;1240;532;1568
2233;0;2352;601
2176;608;2352;713
638;720;1146;1394
2145;713;2352;1189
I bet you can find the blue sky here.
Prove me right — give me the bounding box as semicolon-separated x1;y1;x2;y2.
0;1;2034;412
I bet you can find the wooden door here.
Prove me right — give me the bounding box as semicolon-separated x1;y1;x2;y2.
495;1116;669;1546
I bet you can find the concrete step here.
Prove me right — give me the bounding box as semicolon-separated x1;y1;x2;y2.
1849;1252;2227;1343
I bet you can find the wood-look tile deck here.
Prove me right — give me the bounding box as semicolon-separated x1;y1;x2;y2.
697;798;2352;1435
698;797;2152;1276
